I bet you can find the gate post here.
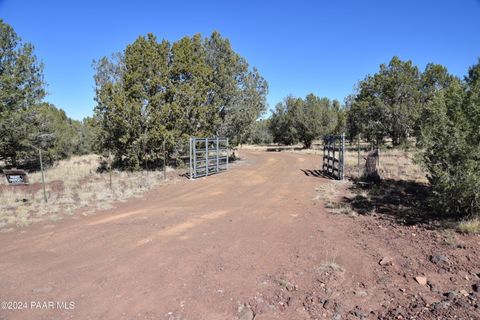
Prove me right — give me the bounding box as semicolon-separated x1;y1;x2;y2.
340;133;345;180
226;138;229;170
193;138;197;179
323;137;327;172
189;137;192;179
206;138;209;176
216;136;219;173
332;137;336;177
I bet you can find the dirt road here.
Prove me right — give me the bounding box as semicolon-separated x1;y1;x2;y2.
1;151;478;320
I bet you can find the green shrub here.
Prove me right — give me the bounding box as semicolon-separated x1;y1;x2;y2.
421;61;480;218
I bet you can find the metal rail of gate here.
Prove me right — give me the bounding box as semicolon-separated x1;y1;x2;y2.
322;133;345;180
189;137;229;179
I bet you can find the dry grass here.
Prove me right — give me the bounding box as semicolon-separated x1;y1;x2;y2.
314;181;358;217
457;218;480;235
0;155;173;231
316;249;345;273
242;141;427;182
344;147;427;182
317;260;345;273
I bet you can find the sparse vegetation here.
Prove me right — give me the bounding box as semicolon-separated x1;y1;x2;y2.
316;250;345;273
0;155;173;230
457;218;480;234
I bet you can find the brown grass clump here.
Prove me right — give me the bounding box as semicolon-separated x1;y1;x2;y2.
0;155;172;231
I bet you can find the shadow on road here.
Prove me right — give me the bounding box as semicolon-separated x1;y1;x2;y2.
300;169;335;180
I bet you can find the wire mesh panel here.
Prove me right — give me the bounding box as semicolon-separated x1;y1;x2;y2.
322;133;345;180
189;137;229;179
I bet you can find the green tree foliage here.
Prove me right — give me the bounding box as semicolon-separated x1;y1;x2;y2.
93;32;268;169
247;119;273;145
0;20;95;168
269;94;342;148
332;99;347;135
420;60;480;218
347;57;422;145
0;19;45;166
77;116;101;155
269;96;301;146
1;102;89;167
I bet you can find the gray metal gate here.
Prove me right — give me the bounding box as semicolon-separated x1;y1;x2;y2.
322;133;345;180
189;137;229;179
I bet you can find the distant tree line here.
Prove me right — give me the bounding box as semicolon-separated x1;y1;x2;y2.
267;94;346;148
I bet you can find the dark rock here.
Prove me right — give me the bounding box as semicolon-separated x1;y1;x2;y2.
323;299;332;309
351;307;368;318
473;283;480;293
444;291;457;301
455;300;469;308
427;281;440;293
379;257;393;266
353;290;368;297
432;301;450;311
430;254;449;265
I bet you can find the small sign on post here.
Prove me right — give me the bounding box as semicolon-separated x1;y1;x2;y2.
3;169;29;185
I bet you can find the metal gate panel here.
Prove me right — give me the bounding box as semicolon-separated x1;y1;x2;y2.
322;133;345;180
189;137;229;179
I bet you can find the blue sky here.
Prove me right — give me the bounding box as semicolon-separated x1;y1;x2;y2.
1;0;479;120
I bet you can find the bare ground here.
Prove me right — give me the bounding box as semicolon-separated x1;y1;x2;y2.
0;151;479;320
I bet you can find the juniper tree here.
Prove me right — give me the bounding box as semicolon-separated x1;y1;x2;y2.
0;19;45;166
421;61;480;218
93;32;268;169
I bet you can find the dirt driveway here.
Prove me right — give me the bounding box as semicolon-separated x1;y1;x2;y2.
1;151;478;320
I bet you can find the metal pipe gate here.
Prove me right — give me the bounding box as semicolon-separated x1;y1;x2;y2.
322;133;345;180
189;137;229;179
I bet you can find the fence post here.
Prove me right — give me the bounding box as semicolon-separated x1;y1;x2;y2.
108;151;112;189
206;138;209;176
357;134;360;179
193;138;197;179
333;137;336;177
39;149;47;203
189;138;192;179
226;138;229;170
327;137;331;175
163;140;167;181
322;137;325;171
216;136;219;173
341;133;345;180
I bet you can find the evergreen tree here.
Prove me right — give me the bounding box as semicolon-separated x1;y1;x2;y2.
421;60;480;218
93;32;268;169
0;19;45;166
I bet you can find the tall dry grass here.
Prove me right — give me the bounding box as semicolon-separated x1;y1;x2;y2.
0;155;173;231
343;147;427;183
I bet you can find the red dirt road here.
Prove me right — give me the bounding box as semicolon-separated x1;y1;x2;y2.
1;151;479;320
